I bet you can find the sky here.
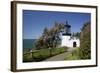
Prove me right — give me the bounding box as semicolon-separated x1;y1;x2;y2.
23;10;91;39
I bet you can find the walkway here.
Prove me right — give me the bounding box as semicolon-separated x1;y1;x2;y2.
44;47;76;61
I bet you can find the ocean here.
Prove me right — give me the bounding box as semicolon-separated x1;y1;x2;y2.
23;39;36;51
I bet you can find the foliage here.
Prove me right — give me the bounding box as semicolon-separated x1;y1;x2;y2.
35;22;64;50
80;22;91;59
81;22;90;31
71;32;80;39
64;48;80;60
23;47;68;62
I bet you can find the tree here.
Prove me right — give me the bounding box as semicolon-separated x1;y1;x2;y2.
54;23;64;47
35;37;44;49
35;22;65;49
71;32;80;39
42;27;49;48
80;21;91;59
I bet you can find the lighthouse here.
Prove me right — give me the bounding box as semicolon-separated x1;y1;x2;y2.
61;21;80;48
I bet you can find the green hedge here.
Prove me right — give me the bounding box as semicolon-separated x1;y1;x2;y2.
23;47;68;62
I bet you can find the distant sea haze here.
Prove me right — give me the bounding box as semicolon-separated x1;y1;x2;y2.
23;39;36;51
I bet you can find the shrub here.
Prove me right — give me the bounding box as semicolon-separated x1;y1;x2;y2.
23;47;68;62
80;22;91;59
64;48;80;60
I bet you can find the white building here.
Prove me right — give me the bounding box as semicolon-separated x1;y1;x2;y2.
61;22;80;48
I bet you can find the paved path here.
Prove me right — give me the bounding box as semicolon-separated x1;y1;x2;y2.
44;48;76;61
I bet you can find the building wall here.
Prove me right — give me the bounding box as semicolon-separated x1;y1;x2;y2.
61;35;80;48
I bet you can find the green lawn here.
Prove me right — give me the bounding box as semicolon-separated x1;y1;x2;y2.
23;47;68;62
64;48;81;60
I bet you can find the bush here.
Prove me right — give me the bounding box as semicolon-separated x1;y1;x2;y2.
64;48;80;60
23;47;68;62
80;22;91;59
23;53;33;62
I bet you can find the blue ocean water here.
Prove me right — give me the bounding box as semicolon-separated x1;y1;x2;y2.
23;39;36;51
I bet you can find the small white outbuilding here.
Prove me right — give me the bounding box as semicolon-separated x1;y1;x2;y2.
61;35;80;47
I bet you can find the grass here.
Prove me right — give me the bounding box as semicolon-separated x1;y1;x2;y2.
23;47;68;62
64;48;80;60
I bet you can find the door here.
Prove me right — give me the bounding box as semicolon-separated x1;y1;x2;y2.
73;42;76;47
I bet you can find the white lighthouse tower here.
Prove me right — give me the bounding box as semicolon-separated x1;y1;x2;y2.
61;21;80;48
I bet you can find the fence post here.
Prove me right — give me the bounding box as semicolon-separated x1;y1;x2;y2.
30;50;34;60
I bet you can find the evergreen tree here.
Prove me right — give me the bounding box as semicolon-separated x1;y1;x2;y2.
80;22;91;59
